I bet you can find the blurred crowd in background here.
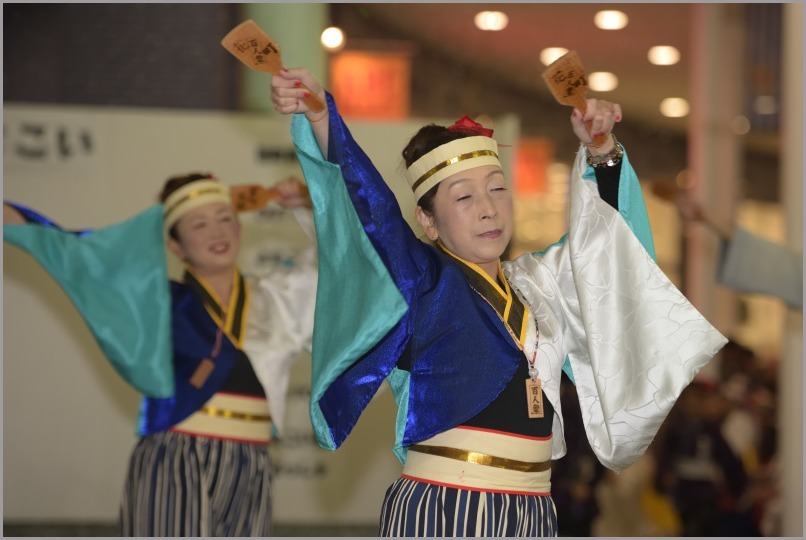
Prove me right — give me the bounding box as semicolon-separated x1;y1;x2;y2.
553;340;782;537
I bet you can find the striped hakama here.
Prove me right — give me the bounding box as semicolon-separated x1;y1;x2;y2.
378;427;558;537
379;477;558;537
118;430;272;537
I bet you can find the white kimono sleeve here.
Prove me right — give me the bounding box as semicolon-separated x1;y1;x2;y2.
505;148;727;472
241;208;318;436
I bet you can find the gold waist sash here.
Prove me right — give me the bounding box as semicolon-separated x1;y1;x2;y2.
199;405;272;423
171;393;272;444
408;443;551;473
402;427;553;494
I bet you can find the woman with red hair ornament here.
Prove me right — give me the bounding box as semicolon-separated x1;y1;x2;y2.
272;68;726;537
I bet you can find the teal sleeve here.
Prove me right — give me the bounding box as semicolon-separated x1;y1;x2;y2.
582;146;656;260
3;205;174;397
291;115;408;449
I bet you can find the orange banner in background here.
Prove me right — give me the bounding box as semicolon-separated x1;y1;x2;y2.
515;138;554;195
330;51;411;119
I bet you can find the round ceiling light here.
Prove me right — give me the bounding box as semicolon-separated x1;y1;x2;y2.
321;27;345;51
660;97;690;118
648;46;681;66
594;10;628;30
588;72;618;92
475;11;509;31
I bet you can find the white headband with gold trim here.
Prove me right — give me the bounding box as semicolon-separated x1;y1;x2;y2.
163;180;231;231
405;136;501;201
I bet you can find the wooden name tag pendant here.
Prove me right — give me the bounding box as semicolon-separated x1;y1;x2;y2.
190;358;215;389
526;378;545;419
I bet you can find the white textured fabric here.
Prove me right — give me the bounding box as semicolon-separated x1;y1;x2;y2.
241;208;317;435
503;147;727;472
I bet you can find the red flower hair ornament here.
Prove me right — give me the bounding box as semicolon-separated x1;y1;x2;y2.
447;115;494;138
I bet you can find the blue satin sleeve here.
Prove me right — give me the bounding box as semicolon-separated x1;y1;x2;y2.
6;201;92;235
291;105;409;450
323;92;433;298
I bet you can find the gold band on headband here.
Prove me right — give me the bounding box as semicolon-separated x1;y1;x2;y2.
412;150;499;193
163;180;232;231
405;136;500;201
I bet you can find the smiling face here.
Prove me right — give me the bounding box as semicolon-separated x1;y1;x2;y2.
167;201;240;276
415;164;513;278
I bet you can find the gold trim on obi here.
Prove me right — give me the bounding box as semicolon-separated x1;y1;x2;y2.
170;392;272;444
403;426;553;494
408;444;551;473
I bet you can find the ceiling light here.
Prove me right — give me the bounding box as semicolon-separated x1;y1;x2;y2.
594;10;628;30
754;95;777;115
321;27;345;51
648;46;680;66
660;97;690;118
474;11;509;31
539;47;569;66
588;72;618;92
731;115;751;135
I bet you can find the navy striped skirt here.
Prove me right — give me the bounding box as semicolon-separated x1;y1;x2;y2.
379;477;558;537
118;430;272;537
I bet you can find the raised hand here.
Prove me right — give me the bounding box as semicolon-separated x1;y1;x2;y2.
271;67;330;154
270;67;327;122
570;99;622;154
273;176;312;209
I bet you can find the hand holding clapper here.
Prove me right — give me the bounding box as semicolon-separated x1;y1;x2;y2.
221;19;325;113
542;50;609;147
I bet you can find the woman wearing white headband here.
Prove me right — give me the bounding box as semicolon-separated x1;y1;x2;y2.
271;68;726;537
3;173;317;536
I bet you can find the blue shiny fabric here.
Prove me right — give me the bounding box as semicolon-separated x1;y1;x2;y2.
137;281;243;435
316;247;525;449
6;201;92;236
